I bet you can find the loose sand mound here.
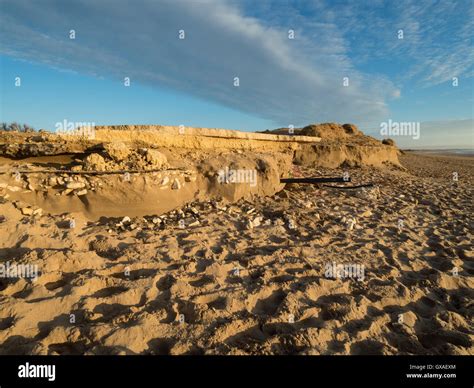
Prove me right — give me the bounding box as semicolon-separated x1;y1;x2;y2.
294;142;401;168
300;123;362;139
262;123;401;168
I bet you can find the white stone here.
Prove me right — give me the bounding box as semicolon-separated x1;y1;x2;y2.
66;181;86;189
75;189;88;196
21;207;34;215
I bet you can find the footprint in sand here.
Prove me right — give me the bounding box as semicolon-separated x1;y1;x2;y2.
249;289;287;317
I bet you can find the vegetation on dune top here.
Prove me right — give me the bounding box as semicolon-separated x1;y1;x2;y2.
1;122;36;132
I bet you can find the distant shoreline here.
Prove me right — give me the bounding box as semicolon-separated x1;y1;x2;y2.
403;148;474;157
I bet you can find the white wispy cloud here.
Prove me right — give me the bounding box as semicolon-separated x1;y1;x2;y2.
328;0;474;86
0;0;399;127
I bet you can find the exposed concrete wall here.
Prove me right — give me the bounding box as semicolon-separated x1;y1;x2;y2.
91;126;320;153
93;125;320;142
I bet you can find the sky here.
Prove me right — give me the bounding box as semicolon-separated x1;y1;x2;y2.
0;0;473;149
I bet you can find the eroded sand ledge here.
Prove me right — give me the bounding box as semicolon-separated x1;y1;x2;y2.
0;124;400;218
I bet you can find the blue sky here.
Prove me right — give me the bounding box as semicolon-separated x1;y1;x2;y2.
0;0;473;148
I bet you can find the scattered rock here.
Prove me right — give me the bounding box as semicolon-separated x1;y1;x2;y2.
103;142;131;162
346;217;357;231
145;149;168;168
283;214;297;229
48;177;58;186
171;179;181;190
274;218;284;226
66;181;86;189
252;216;263;227
84;153;108;171
247;216;263;229
75;189;88;196
21;207;34;215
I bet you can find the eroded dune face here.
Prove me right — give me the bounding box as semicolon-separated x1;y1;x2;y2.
291;123;401;168
294;143;401;168
0;124;400;219
0;129;294;219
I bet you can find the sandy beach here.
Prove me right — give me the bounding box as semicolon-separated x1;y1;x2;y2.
0;129;472;355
